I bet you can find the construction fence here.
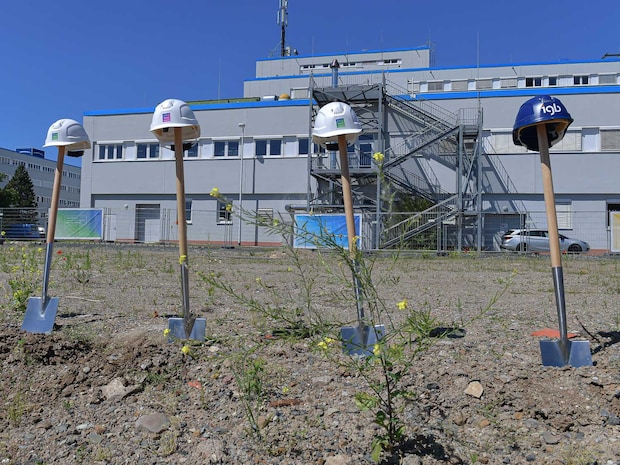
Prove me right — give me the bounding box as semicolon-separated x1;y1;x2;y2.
0;207;614;254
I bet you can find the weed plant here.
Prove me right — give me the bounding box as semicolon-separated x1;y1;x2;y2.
1;245;43;313
201;187;513;463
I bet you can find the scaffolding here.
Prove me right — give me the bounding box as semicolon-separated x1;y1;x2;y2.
307;73;484;251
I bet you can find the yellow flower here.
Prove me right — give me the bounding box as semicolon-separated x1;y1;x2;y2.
317;337;334;351
373;343;381;356
225;203;232;212
372;152;384;164
397;299;408;310
255;277;262;284
281;386;290;395
163;328;171;337
272;219;280;227
179;255;187;265
1;231;4;236
209;187;220;198
181;345;191;355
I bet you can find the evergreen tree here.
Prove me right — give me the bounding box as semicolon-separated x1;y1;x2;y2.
5;165;37;223
0;173;17;208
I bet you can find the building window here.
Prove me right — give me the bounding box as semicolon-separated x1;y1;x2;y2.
255;140;267;156
556;202;572;229
549;130;582;152
218;202;232;224
98;144;123;160
254;139;282;157
186;143;198;158
601;129;620;151
525;77;542;87
574;75;589;85
548;76;558;86
185;199;192;224
214;141;226;157
452;80;468;91
269;139;281;156
599;74;618;85
228;141;239;157
257;208;273;224
137;143;159;159
359;134;373;167
428;81;444;91
299;138;309;155
476;79;493;90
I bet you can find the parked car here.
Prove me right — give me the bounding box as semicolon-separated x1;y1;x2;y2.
2;223;46;240
500;229;589;253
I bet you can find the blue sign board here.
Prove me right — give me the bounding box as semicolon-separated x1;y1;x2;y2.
294;213;362;250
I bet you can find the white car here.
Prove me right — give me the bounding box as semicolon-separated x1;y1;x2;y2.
500;229;589;253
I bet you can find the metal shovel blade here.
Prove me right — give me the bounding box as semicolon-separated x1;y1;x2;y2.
168;317;206;342
540;339;592;367
21;297;59;334
341;324;385;357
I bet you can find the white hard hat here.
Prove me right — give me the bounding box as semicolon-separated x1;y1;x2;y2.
312;101;362;146
43;119;91;150
150;98;200;144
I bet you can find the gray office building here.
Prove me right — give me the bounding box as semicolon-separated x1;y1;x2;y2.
80;46;620;252
0;147;81;228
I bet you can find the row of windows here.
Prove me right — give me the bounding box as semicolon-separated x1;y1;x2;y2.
299;58;401;73
0;158;80;179
183;198;273;226
95;127;620;165
97;138;315;161
415;73;617;93
489;128;620;153
35;196;79;207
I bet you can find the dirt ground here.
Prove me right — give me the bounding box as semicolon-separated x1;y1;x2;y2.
1;242;620;465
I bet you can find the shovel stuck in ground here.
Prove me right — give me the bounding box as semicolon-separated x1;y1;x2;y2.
335;133;384;356
166;125;206;341
23;120;91;334
312;102;384;356
513;96;592;367
150;102;206;341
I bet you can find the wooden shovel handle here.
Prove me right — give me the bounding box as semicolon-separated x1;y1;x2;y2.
537;124;562;268
46;146;65;244
174;128;188;260
337;135;356;256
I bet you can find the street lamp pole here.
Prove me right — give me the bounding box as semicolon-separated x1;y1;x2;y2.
238;122;246;246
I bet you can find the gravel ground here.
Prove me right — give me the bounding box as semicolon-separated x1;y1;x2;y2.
1;242;620;465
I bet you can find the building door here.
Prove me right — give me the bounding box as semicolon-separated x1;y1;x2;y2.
135;204;160;243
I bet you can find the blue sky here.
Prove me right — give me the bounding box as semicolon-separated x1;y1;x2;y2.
1;0;619;167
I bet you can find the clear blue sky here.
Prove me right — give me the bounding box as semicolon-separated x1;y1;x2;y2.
1;0;619;167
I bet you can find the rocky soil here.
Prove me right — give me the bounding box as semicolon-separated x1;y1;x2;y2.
1;243;620;465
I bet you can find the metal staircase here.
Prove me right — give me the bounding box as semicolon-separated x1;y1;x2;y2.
307;74;484;249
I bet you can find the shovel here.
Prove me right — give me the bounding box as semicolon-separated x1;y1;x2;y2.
167;127;206;341
536;124;592;367
21;146;66;334
336;134;384;356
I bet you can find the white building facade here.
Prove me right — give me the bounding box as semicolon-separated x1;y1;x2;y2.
0;147;81;227
80;46;620;252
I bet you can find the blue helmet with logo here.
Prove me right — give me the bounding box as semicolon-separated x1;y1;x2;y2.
512;95;573;151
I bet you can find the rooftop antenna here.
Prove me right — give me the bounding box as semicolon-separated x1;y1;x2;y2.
277;0;288;57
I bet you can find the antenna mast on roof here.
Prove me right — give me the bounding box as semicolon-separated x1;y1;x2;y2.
277;0;288;57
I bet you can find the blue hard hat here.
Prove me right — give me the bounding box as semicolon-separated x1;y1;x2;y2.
512;95;573;151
